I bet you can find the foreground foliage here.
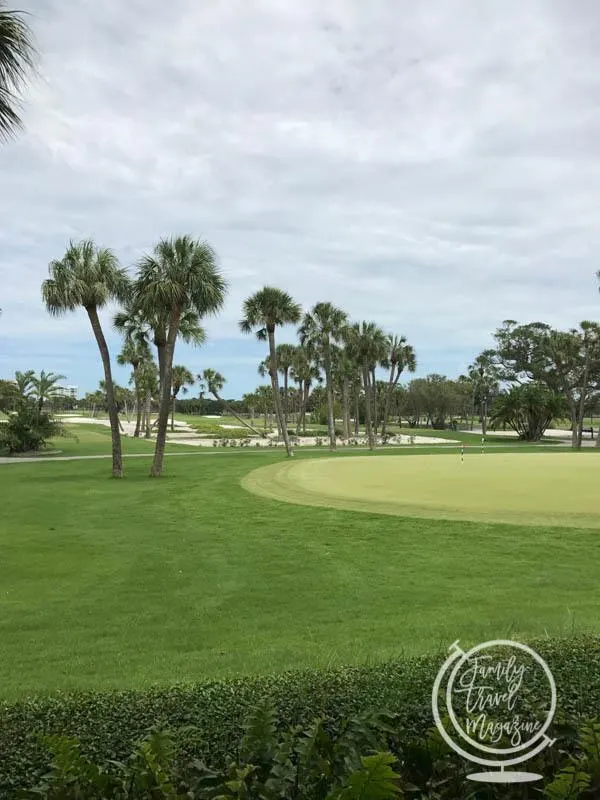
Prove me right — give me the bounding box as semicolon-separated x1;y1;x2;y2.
0;400;66;454
3;637;600;796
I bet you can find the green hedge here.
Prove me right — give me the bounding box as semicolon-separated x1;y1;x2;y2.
2;636;600;795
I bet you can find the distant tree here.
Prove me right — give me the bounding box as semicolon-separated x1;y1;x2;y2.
14;369;35;398
299;303;348;449
0;399;65;454
31;370;67;415
380;335;416;437
199;369;263;436
0;1;36;141
42;240;128;477
291;347;321;436
491;383;566;441
240;287;302;456
170;365;194;432
466;350;500;436
344;322;387;449
0;378;19;411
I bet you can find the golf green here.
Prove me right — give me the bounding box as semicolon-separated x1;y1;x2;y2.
242;452;600;528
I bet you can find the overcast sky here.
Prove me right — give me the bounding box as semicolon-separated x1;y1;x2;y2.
1;0;599;397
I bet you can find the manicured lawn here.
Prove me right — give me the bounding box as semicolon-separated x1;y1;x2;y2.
1;447;599;701
243;452;600;527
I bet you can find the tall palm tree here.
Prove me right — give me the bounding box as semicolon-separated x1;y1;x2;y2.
290;346;321;435
468;350;499;437
14;369;34;398
380;335;417;437
133;235;227;477
31;370;67;414
136;358;159;438
344;322;387;450
117;338;151;437
299;302;348;450
275;343;296;425
199;368;263;436
240;287;302;457
170;365;194;431
332;344;360;440
0;2;35;141
42;240;128;477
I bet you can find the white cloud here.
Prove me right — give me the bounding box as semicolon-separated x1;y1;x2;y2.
1;0;599;392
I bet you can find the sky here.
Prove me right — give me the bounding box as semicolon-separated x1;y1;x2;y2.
1;0;599;398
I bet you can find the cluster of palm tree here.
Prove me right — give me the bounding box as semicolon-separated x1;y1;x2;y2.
241;294;417;455
42;237;226;477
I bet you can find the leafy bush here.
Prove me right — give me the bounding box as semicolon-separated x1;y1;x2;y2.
23;703;399;799
2;636;600;795
0;400;67;454
491;383;566;441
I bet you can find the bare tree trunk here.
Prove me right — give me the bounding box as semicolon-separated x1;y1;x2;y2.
151;308;180;476
86;305;123;478
213;392;263;436
268;329;293;456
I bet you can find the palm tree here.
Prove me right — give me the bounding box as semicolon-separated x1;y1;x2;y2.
117;338;151;437
299;303;348;450
290;347;321;435
344;322;387;450
199;368;263;436
468;350;499;437
170;365;194;431
380;335;417;437
31;370;67;414
240;287;301;457
42;240;128;477
0;2;35;141
133;235;227;477
14;369;35;398
136;358;159;438
332;344;360;440
275;343;296;424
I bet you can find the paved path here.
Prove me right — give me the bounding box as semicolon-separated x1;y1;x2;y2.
0;441;569;465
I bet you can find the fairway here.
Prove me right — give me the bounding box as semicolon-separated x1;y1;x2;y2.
242;452;600;528
2;449;600;700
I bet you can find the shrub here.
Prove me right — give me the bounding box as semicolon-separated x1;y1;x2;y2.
0;400;67;454
2;637;600;795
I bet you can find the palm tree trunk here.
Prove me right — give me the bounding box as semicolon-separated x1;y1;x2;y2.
342;377;350;439
170;395;176;432
151;308;181;476
381;363;396;438
482;397;488;437
268;329;293;456
324;349;336;450
363;365;375;450
354;389;360;435
134;396;142;437
370;367;378;434
86;305;123;478
283;370;289;425
144;390;152;438
569;402;579;450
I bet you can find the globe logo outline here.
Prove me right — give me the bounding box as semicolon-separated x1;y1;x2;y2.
431;638;557;782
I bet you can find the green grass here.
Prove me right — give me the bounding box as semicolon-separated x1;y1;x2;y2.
1;446;599;701
243;452;600;527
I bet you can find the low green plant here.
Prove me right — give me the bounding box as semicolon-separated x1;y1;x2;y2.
0;400;68;454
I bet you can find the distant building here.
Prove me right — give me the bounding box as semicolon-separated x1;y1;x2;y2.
56;385;78;399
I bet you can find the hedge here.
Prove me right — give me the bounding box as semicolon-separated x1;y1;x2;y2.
1;635;599;795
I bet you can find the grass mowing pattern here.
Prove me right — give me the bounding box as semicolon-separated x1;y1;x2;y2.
242;452;600;528
1;448;600;700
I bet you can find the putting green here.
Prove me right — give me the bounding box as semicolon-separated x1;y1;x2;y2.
242;452;600;528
